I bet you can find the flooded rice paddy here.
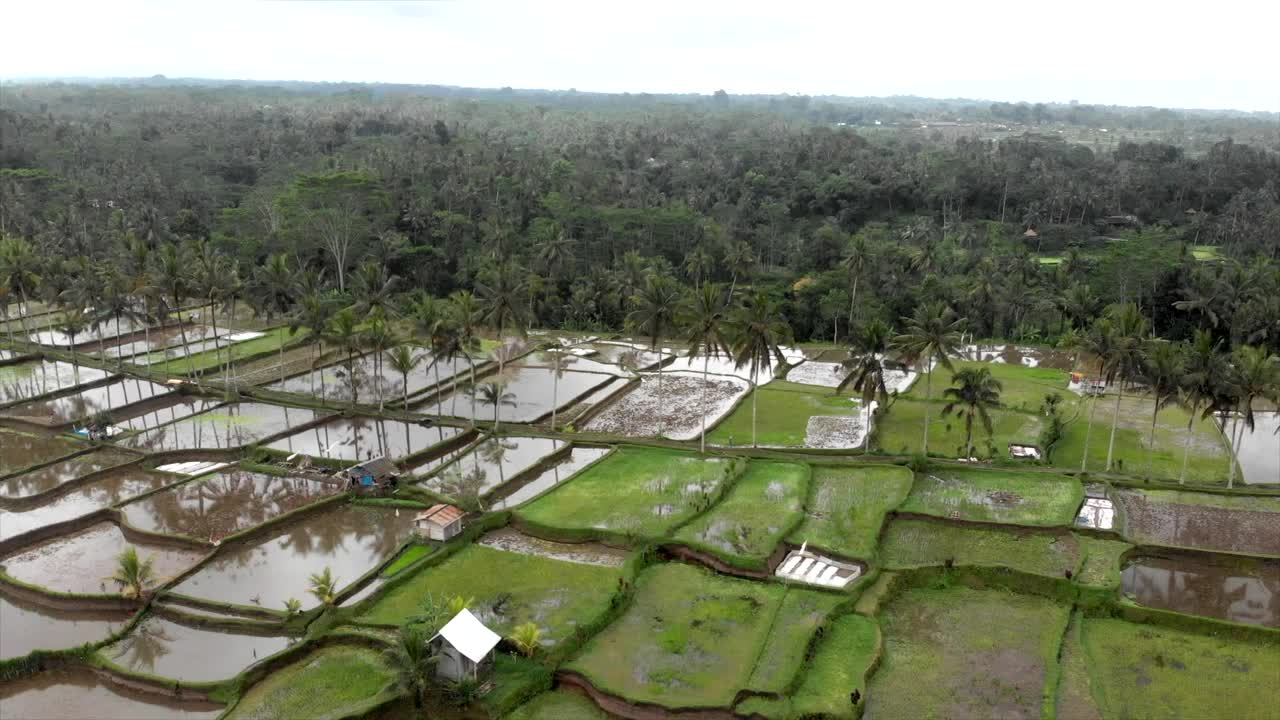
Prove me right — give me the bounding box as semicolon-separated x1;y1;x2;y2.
264;416;461;461
2;377;171;426
1227;411;1279;485
266;351;472;402
953;343;1076;370
0;430;85;476
0;590;133;659
27;317;148;348
118;403;320;452
584;372;748;440
0;467;182;542
103;614;292;682
91;324;223;361
477;527;628;566
419;436;565;496
1122;555;1279;627
491;446;611;509
1115;489;1280;555
786;361;850;388
0;667;224;719
170;503;415;610
518;350;630;376
1;522;205;595
0;360;112;405
0;448;137;498
417;365;615;422
120;469;338;541
113;395;222;434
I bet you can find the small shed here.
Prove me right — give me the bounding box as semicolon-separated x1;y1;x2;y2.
338;457;399;491
415;504;464;541
429;608;500;682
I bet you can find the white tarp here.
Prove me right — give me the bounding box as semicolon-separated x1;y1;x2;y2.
432;608;501;664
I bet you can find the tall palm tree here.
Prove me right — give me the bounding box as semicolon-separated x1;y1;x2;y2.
1179;330;1223;484
941;367;1004;460
295;290;337;400
683;246;714;289
324;307;363;407
677;282;733;453
383;626;436;710
535;229;576;283
363;312;397;411
727;290;793;448
350;261;401;320
1078;317;1117;471
891;301;964;456
838;319;892;451
544;346;578;431
477;262;529;377
0;235;41;338
839;234;869;330
448;290;484;425
724;240;756;301
386;345;423;411
152;241;195;374
626;274;681;437
253;253;297;384
1225;345;1279;488
1103;303;1148;472
1139;340;1185;478
475;381;517;430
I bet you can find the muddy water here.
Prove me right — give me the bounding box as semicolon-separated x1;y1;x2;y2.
1122;555;1279;628
267;351;472;401
478;527;628;566
119;403;320;452
0;448;137;498
1115;489;1280;556
170;504;415;610
519;351;630;376
0;430;86;477
121;470;338;541
264;416;461;461
417;366;614;422
403;440;473;478
0;360;112;405
1228;411;1279;486
92;324;223;360
0;522;205;595
2;377;171;425
420;436;564;496
114;396;222;434
104;614;292;682
0;667;224;719
28;317;148;347
0;468;182;542
0;590;133;659
492;446;612;510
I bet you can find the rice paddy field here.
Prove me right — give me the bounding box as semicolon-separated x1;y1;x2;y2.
2;325;1276;720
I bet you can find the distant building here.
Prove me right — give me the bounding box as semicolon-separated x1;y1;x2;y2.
429;608;500;682
415;503;464;541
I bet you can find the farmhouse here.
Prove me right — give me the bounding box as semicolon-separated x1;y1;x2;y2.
415;503;464;541
338;456;399;491
429;608;501;682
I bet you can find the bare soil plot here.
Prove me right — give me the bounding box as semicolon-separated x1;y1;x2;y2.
1115;488;1280;555
584;372;749;440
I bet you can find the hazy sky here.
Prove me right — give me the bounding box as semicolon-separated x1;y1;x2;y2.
5;0;1278;112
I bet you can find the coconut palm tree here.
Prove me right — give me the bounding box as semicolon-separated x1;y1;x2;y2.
1078;316;1117;471
891;302;964;456
838;319;892;451
683;246;714;289
727;290;793;448
510;622;544;658
295;290;338;400
324;307;363;407
252;253;297;384
724;240;756;301
152;241;196;374
626;274;681;437
350;261;401;320
941;367;1004;460
383;626;436;710
109;546;156;599
448;290;484;425
1179;330;1224;484
1139;340;1185;478
1103;303;1148;472
1225;345;1280;488
677;282;733;453
362;311;397;411
544;346;578;430
386;344;423;411
477;261;529;376
0;235;42;338
840;234;870;330
307;566;339;607
475;380;517;430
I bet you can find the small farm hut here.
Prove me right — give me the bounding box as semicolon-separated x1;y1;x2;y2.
339;456;399;491
415;503;464;541
429;608;500;681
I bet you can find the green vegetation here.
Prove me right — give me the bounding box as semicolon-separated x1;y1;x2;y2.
517;447;737;540
508;690;609;720
874;399;1041;459
1074;536;1132;589
1080;619;1279;719
673;461;809;567
907;361;1072;413
866;586;1070;719
899;467;1084;526
381;545;432;577
226;646;394;720
144;327;306;375
879;518;1080;578
745;589;846;693
787;464;913;560
706;381;860;447
358;545;620;645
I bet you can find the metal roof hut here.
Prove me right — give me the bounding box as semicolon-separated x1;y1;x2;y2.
339;456;399;492
429;608;501;682
415;503;464;541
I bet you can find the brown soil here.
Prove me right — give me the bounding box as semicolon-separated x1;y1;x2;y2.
1116;491;1280;555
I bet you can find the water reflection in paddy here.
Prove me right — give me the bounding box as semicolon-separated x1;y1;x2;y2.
1228;411;1279;485
114;395;222;434
492;446;612;510
0;522;205;595
2;377;171;425
0;468;182;542
28;317;148;347
267;351;473;402
119;403;320;452
92;324;223;360
264;416;461;461
104;614;291;682
0;430;86;477
0;667;223;720
0;448;137;498
1122;555;1279;628
170;504;415;610
0;360;112;405
420;436;564;497
0;590;133;660
417;365;615;422
122;469;338;541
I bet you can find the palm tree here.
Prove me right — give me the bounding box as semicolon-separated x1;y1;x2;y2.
1078;317;1117;471
363;311;397;411
383;626;436;709
448;290;484;425
0;235;41;338
1225;345;1279;488
1139;340;1185;478
109;546;156;599
838;319;892;451
840;234;870;330
510;621;544;658
1179;330;1223;484
475;380;517;430
891;302;964;456
941;367;1003;460
350;261;400;320
386;345;423;411
727;290;793;448
683;246;714;289
152;241;195;374
724;240;756;300
477;261;529;377
307;566;339;607
535;229;576;283
626;275;681;437
283;597;302;617
677;282;733;453
296;290;337;400
1103;303;1148;472
324;308;363;407
544;346;578;430
252;253;297;384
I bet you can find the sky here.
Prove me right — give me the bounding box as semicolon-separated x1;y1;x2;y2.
4;0;1278;112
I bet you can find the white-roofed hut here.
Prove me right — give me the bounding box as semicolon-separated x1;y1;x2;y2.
429;608;501;682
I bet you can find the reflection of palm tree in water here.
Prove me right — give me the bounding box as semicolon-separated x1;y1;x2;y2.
110;617;174;673
477;437;519;492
